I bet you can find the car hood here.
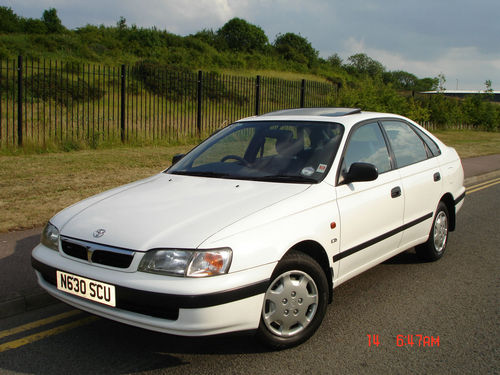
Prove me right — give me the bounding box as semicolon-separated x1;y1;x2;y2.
55;173;310;250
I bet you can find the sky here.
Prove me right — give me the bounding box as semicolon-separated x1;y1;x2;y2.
3;0;499;90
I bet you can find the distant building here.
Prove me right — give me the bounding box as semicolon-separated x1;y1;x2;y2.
420;90;500;102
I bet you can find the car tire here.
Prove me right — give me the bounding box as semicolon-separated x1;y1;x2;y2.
416;202;449;262
256;250;329;349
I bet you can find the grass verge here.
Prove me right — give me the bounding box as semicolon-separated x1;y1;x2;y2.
431;130;500;158
0;130;498;233
0;143;197;232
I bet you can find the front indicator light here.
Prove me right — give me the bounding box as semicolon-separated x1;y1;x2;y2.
188;250;232;277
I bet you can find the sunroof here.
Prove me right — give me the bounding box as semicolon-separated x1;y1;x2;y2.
262;108;362;117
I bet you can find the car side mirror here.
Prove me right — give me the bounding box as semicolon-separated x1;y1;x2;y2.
344;162;378;184
172;154;185;165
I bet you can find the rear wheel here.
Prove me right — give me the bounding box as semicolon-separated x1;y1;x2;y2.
416;202;449;262
256;250;328;349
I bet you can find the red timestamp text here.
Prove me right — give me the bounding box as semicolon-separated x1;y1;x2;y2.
367;334;440;347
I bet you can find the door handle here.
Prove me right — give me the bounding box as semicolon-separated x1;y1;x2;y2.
434;172;441;182
391;186;401;198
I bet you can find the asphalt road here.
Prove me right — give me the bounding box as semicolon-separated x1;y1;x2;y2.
0;181;498;375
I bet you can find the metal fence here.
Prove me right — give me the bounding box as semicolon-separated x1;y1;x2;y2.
0;57;336;148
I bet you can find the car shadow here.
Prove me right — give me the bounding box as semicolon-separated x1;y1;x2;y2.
0;315;267;375
382;249;421;265
0;230;49;307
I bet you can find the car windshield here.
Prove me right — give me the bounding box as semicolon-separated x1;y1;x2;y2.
168;121;344;183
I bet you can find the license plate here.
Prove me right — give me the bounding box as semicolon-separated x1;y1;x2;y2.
56;270;116;307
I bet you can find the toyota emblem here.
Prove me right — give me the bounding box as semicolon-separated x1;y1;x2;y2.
93;229;106;238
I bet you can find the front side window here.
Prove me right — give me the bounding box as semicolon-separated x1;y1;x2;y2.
342;122;392;176
382;121;428;168
168;121;344;183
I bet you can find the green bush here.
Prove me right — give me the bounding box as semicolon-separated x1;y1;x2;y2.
26;72;105;104
330;77;498;130
0;45;8;60
273;33;318;67
22;18;48;34
217;18;268;53
130;61;247;104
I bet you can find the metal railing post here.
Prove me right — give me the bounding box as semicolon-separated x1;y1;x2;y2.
17;55;23;146
300;79;305;108
197;70;202;135
255;75;261;115
120;64;126;142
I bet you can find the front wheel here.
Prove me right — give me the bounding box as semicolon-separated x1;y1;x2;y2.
416;202;449;262
256;250;328;349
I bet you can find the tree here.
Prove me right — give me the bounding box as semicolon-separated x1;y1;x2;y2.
42;8;65;34
484;80;493;93
383;70;418;90
217;18;268;52
415;77;438;92
116;16;127;30
326;53;343;68
0;6;21;33
21;18;47;34
482;79;494;102
437;73;446;92
273;32;318;67
345;53;385;78
428;92;449;125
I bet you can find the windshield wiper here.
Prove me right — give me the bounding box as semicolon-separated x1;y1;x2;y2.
169;171;231;178
255;175;318;183
169;171;317;183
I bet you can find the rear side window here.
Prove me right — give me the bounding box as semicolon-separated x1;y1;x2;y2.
381;121;428;168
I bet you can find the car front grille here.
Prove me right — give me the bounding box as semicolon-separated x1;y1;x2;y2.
60;236;134;269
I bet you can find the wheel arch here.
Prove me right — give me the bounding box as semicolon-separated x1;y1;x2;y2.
287;240;333;303
440;193;456;231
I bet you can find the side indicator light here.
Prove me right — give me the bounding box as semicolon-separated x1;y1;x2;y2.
330;222;336;229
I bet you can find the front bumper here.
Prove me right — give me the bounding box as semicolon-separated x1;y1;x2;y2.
32;244;274;336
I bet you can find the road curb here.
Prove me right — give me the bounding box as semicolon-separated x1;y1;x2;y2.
464;170;500;187
0;289;59;319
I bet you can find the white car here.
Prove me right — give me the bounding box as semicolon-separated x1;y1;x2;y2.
32;108;465;348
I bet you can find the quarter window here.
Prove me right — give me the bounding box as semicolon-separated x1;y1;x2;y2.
382;121;428;168
343;122;392;175
413;126;441;156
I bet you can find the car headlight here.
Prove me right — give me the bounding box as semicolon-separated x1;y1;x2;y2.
138;248;232;277
41;222;60;251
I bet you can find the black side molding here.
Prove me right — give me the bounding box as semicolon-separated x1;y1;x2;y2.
333;212;433;262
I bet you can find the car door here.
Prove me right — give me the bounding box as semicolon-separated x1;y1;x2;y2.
335;122;404;284
380;120;443;247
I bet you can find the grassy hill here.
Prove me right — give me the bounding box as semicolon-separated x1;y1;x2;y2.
0;6;498;132
0;7;428;89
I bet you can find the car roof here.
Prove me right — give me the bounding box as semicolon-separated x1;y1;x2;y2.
238;108;409;129
263;108;362;117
